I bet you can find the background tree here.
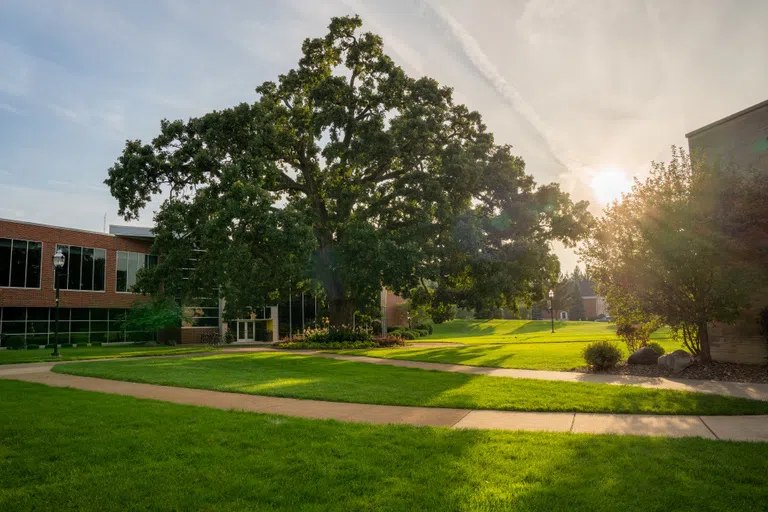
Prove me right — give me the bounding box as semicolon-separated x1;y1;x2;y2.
106;16;592;327
568;266;587;321
581;147;760;362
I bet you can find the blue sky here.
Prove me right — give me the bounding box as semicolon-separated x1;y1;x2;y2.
1;0;767;270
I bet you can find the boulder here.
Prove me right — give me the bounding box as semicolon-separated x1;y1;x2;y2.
627;346;660;365
658;350;693;373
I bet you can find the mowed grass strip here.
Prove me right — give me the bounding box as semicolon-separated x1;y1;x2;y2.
0;344;217;365
341;339;680;371
54;352;768;415
1;380;767;512
418;319;673;345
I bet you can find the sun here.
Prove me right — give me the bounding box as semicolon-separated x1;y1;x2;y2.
590;168;633;205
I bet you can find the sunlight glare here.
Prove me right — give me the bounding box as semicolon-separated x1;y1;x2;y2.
590;168;633;205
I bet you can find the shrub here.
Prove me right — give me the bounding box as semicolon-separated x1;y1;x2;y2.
286;327;373;346
25;344;40;350
616;322;659;353
413;323;433;335
277;340;379;350
583;341;622;370
414;329;429;337
224;329;236;344
375;335;407;347
4;337;26;350
646;342;666;355
397;330;416;340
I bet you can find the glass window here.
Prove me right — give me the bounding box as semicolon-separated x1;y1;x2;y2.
25;242;42;288
117;251;154;292
126;252;140;290
10;240;28;287
3;307;26;321
0;238;11;287
117;251;128;292
67;245;82;290
71;309;90;321
93;249;106;291
81;248;94;291
56;244;105;291
91;308;109;321
56;245;69;289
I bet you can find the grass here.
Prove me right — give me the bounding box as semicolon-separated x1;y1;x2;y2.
343;339;679;371
338;319;678;371
0;344;217;365
418;319;673;345
54;352;768;415
2;380;768;512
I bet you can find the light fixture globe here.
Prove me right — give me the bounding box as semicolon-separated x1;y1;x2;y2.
548;289;554;299
53;249;66;269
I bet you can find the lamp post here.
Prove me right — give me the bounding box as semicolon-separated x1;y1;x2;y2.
548;288;555;334
52;249;66;357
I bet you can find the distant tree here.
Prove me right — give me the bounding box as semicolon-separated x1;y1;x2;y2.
568;266;587;321
105;15;593;328
582;147;760;362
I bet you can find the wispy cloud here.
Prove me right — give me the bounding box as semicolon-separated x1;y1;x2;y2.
419;0;579;175
0;102;22;115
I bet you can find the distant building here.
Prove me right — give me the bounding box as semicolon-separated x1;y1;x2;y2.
579;280;609;320
542;280;609;321
686;98;768;364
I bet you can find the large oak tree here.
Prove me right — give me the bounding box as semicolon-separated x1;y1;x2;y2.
106;16;592;326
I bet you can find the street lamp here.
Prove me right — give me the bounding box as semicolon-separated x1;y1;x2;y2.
52;249;66;357
548;288;555;334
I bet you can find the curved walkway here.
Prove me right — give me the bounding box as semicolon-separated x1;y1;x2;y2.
224;347;768;402
1;363;767;442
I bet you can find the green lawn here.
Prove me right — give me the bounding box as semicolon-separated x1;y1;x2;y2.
0;344;217;365
54;352;768;415
2;380;767;512
341;319;678;371
344;339;680;371
418;319;672;345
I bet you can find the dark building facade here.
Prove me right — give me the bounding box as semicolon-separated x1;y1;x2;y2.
686;98;768;364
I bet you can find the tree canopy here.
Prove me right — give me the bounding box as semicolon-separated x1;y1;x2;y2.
581;147;763;361
106;15;593;326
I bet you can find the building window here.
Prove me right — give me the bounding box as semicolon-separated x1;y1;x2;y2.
55;245;107;291
0;238;42;288
0;307;156;346
116;251;157;292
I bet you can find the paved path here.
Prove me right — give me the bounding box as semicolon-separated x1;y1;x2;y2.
221;348;768;402
1;364;767;442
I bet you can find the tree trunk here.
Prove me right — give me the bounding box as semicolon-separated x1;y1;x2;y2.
328;297;356;327
698;321;712;363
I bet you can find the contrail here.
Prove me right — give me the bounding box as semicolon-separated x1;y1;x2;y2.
419;0;584;176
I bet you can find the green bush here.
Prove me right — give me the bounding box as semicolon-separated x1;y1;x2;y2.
414;329;429;337
25;344;40;350
60;343;73;349
398;330;416;340
91;342;103;347
582;341;622;370
4;337;26;350
277;340;379;350
646;342;666;355
413;323;433;335
287;327;374;346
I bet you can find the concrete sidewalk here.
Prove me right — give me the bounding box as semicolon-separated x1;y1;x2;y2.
224;348;768;402
2;364;767;442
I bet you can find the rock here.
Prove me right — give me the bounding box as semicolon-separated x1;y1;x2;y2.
658;350;693;373
627;347;660;365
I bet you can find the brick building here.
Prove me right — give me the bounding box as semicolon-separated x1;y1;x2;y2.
0;218;231;346
686;98;768;364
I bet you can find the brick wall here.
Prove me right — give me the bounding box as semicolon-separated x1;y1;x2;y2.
688;99;768;364
0;219;153;309
383;290;409;328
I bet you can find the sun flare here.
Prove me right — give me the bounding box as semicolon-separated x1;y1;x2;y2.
590;168;633;205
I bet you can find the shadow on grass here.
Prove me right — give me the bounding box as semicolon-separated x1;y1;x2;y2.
2;379;767;511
